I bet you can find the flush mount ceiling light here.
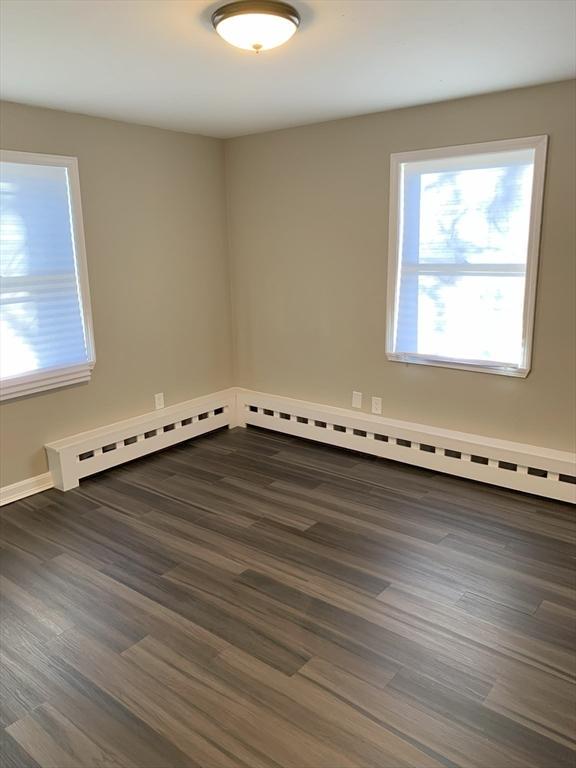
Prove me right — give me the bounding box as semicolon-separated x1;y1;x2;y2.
212;1;300;53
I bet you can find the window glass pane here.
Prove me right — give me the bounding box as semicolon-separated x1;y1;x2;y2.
416;160;534;265
416;274;525;364
0;161;89;379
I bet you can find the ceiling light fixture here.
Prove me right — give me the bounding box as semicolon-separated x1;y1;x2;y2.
212;1;300;53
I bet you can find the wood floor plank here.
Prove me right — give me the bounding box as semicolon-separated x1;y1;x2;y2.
44;660;199;768
387;666;575;768
0;730;42;768
46;628;239;768
484;666;576;748
298;656;525;768
213;646;446;768
7;713;87;768
1;425;574;768
122;636;359;768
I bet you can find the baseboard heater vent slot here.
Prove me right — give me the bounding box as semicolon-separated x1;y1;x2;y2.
46;389;234;491
237;392;576;504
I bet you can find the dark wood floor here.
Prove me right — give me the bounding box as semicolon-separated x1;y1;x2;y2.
1;426;575;768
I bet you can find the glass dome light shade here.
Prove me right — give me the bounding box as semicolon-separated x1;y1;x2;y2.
212;2;300;52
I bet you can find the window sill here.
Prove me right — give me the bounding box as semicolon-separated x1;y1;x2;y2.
0;362;95;401
386;353;529;378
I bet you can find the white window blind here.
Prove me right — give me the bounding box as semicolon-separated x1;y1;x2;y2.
386;136;547;376
0;151;95;400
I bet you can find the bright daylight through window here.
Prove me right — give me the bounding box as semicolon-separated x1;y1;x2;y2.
386;136;547;376
0;151;94;400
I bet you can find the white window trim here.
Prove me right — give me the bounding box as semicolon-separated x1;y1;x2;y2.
0;149;96;400
385;135;548;377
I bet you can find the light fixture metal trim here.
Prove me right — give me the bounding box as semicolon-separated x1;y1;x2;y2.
211;1;301;30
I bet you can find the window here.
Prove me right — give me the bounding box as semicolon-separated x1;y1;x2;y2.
386;136;547;377
0;150;95;399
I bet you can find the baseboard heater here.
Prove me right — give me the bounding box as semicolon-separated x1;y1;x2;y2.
3;386;574;504
45;388;235;491
236;389;576;504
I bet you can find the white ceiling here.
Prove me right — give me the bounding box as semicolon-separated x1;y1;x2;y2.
1;0;575;138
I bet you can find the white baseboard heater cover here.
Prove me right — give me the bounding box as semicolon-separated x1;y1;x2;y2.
45;389;235;491
236;389;576;504
6;386;571;503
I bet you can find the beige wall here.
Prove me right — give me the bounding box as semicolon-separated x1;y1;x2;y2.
1;81;575;487
226;80;576;452
0;101;232;485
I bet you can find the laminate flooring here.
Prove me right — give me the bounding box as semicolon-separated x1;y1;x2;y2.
1;426;575;768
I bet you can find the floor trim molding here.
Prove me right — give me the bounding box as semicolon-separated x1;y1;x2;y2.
0;472;54;506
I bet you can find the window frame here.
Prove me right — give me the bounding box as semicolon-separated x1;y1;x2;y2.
385;135;548;378
0;149;96;400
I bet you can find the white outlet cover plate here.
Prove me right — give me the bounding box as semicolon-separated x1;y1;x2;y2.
371;396;382;415
352;391;362;409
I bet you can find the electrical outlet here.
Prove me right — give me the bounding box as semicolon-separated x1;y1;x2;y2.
371;396;382;415
352;391;363;409
154;392;165;410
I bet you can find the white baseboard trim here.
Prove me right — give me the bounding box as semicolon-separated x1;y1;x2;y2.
0;472;54;506
1;386;574;505
236;389;576;504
